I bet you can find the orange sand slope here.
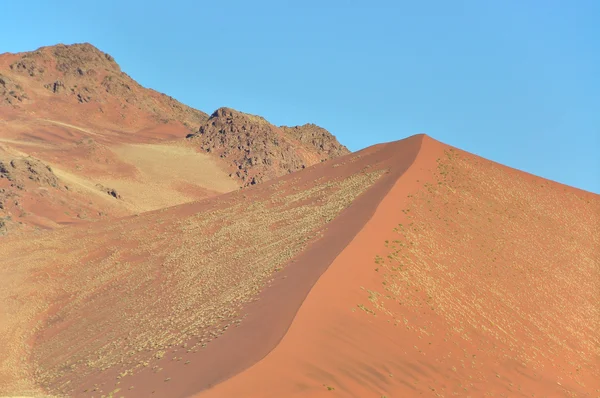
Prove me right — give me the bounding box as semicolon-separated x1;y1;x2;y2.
0;136;414;397
0;135;598;398
199;136;599;397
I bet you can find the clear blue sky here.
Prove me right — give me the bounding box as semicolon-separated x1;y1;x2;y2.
1;1;598;193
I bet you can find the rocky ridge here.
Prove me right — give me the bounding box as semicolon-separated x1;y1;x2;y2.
0;43;352;231
1;43;209;129
188;107;350;186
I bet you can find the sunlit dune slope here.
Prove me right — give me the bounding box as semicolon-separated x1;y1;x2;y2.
198;135;600;398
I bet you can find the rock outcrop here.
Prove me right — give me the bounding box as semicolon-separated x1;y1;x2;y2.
0;73;28;105
280;123;350;160
0;156;61;188
187;107;350;186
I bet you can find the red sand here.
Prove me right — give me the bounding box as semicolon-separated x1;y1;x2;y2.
1;135;598;397
99;137;424;398
195;136;600;397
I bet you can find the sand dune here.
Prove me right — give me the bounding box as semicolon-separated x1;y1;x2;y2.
197;136;600;397
0;135;598;397
0;137;396;397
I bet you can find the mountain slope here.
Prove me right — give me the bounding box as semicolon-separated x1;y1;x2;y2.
0;43;349;233
0;43;225;234
187;107;349;186
0;42;209;128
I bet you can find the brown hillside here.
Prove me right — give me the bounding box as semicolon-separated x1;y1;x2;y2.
281;123;350;159
0;44;349;233
0;43;222;234
1;43;208;129
187;107;350;186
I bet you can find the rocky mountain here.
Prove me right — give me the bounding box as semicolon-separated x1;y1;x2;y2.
280;123;350;159
0;43;350;233
0;43;208;129
187;107;350;186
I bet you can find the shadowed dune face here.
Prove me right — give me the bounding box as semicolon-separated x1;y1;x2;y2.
198;137;600;397
0;139;404;397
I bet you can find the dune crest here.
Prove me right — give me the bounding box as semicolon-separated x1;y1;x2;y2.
198;135;600;397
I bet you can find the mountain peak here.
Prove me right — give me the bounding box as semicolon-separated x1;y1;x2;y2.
210;107;270;125
48;42;120;71
1;42;208;128
189;107;350;186
8;42;121;79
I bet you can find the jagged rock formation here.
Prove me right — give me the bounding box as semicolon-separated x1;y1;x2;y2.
280;123;350;160
0;156;62;189
187;107;350;185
